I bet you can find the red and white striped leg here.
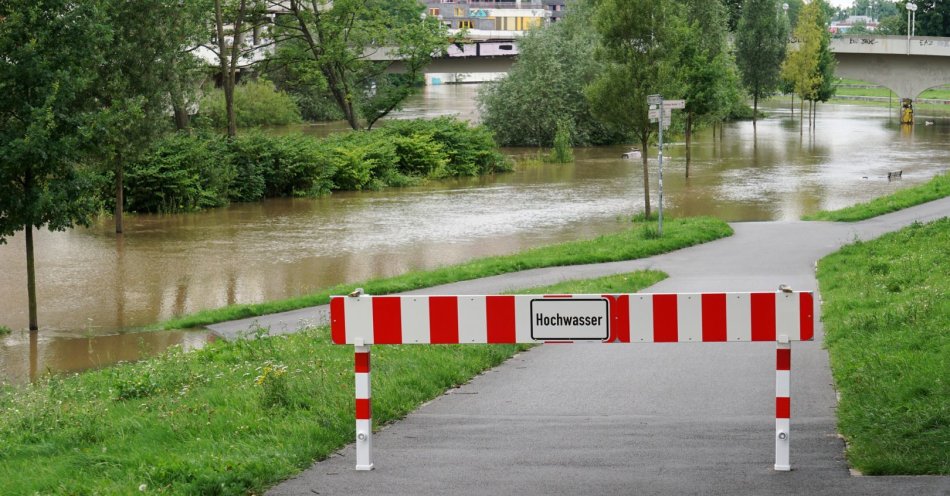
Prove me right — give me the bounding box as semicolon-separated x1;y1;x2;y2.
775;339;791;471
355;345;374;470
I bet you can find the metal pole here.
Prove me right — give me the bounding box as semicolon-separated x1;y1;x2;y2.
775;338;792;471
657;98;664;237
355;343;374;470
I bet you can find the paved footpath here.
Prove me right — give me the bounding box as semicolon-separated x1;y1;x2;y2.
212;198;950;495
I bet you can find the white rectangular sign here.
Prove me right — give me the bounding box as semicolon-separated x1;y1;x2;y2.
663;100;685;109
648;109;660;120
530;298;610;341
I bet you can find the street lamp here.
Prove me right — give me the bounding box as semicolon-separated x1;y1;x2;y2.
906;2;918;37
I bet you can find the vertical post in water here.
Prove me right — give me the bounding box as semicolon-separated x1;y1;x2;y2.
355;343;374;470
657;97;664;237
775;337;792;471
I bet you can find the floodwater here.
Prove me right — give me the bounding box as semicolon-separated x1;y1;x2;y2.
2;84;949;383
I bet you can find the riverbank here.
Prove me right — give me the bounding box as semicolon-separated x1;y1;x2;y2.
817;217;949;475
0;272;666;495
159;216;732;331
803;171;950;221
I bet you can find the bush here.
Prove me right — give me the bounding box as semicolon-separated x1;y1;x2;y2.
123;118;510;213
259;134;335;197
196;80;302;129
381;117;511;176
547;119;574;163
125;132;234;213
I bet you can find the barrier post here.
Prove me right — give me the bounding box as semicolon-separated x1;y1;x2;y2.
775;336;792;471
355;342;374;470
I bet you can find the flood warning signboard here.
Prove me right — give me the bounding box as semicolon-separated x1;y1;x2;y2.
530;298;610;341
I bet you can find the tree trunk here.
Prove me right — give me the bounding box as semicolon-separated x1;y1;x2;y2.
25;223;38;331
173;105;190;131
685;112;692;177
791;93;794;117
753;93;758;129
215;0;245;138
800;98;805;137
641;135;651;218
115;156;124;234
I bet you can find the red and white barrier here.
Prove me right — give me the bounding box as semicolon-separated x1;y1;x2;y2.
333;291;814;472
331;292;814;345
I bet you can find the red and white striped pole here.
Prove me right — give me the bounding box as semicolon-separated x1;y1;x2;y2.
775;337;791;471
355;343;374;470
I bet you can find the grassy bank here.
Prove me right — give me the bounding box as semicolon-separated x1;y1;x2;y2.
817;218;949;475
0;271;665;495
802;172;950;221
159;216;732;330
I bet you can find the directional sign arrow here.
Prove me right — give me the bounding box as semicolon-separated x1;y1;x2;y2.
663;100;686;109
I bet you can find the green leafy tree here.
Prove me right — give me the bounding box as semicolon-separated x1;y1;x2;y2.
735;0;789;125
0;1;109;331
813;2;837;108
94;0;209;234
208;0;268;138
781;0;823;134
479;0;624;147
270;0;448;130
587;0;688;218
681;0;738;169
911;1;950;37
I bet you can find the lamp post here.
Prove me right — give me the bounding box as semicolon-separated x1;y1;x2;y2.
906;2;917;54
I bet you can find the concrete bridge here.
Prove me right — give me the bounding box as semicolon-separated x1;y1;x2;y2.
822;35;950;101
380;35;950;102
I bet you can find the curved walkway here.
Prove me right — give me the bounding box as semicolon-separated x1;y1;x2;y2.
210;197;950;495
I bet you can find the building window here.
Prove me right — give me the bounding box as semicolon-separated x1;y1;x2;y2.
458;20;474;29
455;7;465;17
428;8;440;16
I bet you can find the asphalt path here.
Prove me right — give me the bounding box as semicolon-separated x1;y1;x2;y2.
211;197;950;495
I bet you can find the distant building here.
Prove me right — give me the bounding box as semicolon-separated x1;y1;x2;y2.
423;0;567;38
829;15;879;34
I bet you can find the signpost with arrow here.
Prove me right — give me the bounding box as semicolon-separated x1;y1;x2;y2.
647;95;684;236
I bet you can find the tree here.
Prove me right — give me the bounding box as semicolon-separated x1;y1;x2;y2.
94;0;208;234
478;0;625;147
209;0;266;138
911;1;950;37
681;0;738;171
781;0;823;135
0;1;108;331
270;0;448;130
587;0;688;218
735;0;788;126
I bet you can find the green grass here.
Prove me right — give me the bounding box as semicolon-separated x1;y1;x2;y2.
802;172;950;221
0;325;11;336
817;218;950;475
159;216;731;330
0;271;665;495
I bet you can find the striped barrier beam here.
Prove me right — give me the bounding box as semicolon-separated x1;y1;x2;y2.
331;291;815;472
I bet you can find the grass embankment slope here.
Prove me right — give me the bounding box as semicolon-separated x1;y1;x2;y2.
803;172;950;221
818;218;949;475
0;271;665;495
161;216;732;330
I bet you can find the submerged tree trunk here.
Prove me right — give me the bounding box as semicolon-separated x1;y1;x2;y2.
25;223;38;331
753;92;759;130
685;112;693;177
800;97;805;137
114;156;124;234
790;93;794;117
641;135;651;218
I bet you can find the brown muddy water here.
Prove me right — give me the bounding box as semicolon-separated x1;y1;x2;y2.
2;84;949;383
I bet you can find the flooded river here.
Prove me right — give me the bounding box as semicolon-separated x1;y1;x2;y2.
2;84;949;383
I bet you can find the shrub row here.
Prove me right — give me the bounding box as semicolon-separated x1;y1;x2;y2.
124;117;512;213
